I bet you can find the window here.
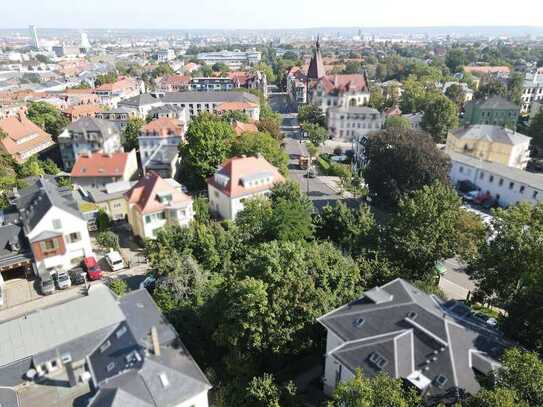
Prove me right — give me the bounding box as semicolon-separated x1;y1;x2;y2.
509;182;514;190
67;232;81;243
100;340;111;353
489;175;494;183
519;186;525;194
479;172;484;179
52;219;62;229
116;326;128;338
533;191;539;199
145;215;151;224
459;166;463;173
498;178;504;186
40;239;59;253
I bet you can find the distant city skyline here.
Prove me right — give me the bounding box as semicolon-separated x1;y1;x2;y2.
3;0;543;30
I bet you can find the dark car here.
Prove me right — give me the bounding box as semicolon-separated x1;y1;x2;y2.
39;277;55;295
69;267;86;285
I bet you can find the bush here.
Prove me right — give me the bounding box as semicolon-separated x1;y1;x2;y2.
108;279;128;296
96;231;120;251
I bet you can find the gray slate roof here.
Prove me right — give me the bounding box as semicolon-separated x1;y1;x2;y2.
472;96;519;110
449;151;543;191
160;90;259;104
16;177;84;232
118;94;161;108
318;279;507;398
450;125;531;145
0;222;31;268
67;117;119;136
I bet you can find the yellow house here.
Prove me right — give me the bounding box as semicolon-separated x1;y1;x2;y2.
84;180;136;221
446;125;532;170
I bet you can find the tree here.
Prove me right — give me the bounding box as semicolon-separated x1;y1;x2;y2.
364;128;450;207
108;279;128;297
387;181;464;281
95;72;118;86
255;62;275;83
368;87;385;110
421;93;459;143
96;231;120;251
495;348;543;406
445;48;466;73
445;83;466;109
328;369;421;407
212;62;230;73
222;110;249;123
122;117;145;151
193;196;211;224
16;156;44;178
303;123;328;146
474;77;507;100
298;104;326;128
179;113;235;190
465;388;527;407
27;101;69;140
243;374;298;407
214;240;361;358
35;54;52;64
96;208;111;232
230;132;289;175
455;209;486;263
527;111;543;153
40;159;60;175
399;76;427;114
257;117;282;140
315;202;376;255
509;72;524;105
384;115;411;130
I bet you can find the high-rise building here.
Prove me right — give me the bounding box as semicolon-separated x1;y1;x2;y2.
80;32;91;50
29;25;39;49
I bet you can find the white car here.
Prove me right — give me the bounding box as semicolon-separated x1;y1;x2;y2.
55;270;72;290
105;251;126;272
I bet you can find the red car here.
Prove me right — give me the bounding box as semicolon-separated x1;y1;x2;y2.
83;256;103;281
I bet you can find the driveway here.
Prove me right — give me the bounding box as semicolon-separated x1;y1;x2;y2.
439;258;475;300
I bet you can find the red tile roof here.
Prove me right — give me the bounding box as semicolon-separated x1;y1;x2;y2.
141;117;184;138
208;155;284;198
71;152;130;178
216;102;258;112
317;74;368;94
463;66;511;74
232;121;258;136
0;114;54;163
125;172;192;214
159;74;191;86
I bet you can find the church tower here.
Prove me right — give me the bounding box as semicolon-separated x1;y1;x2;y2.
307;36;325;80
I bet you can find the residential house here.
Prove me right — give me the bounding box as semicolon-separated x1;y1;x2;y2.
232;120;258;136
71;150;138;189
447;125;531;169
79;180;135;221
190;77;236;91
156;74;191;92
462;96;519;128
228;70;268;98
118;93;164;118
0;113;54;164
216;101;260;121
155;49;175;62
207;155;284;220
328;106;384;141
147;104;189;121
17;177;93;276
197;50;261;70
463;66;511;76
125;172;194;240
58;117;123;170
286;66;308;105
448;151;543;207
62;104;101;121
0;284;211;407
521;67;543;113
93;76;144;107
139;117;185;178
318;278;505;404
95;106;139;130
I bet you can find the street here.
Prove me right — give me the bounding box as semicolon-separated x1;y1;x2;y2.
439;257;475;300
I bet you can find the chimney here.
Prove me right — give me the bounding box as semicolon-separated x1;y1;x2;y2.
151;326;160;356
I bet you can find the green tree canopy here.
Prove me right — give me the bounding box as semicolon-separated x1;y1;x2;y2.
328;369;421;407
527;111;543;153
421;93;459;143
122;117;145;151
230;131;289;175
445;48;466;73
298;104;326;128
364;128;450;207
27;101;69;140
257;117;282;140
387;181;464;281
399;76;427;114
303;122;328;146
384;115;411;130
445;83;467;109
95;72;118;86
179;113;235;190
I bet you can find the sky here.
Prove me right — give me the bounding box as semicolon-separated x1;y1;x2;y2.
2;0;543;30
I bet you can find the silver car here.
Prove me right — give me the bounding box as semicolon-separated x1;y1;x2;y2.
55;270;72;290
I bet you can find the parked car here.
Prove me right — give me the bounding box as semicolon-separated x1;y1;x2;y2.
69;267;86;285
105;250;126;271
54;270;72;290
462;190;480;202
83;256;103;281
457;180;478;193
39;277;55;295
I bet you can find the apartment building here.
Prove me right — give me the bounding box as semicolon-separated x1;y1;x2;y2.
196;50;261;70
328;106;384;141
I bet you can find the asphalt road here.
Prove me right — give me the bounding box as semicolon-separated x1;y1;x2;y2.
439;258;475;300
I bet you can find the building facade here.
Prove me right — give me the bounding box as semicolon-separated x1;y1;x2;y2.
196;50;261;70
58;117;123;171
449;151;543;207
190;77;235;91
328;106;384;141
446;125;531;170
521;68;543;113
207;155;284;220
462;96;519;128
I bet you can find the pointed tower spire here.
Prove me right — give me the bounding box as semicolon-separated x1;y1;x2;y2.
307;35;325;80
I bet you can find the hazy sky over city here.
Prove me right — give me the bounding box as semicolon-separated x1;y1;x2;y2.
3;0;543;29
